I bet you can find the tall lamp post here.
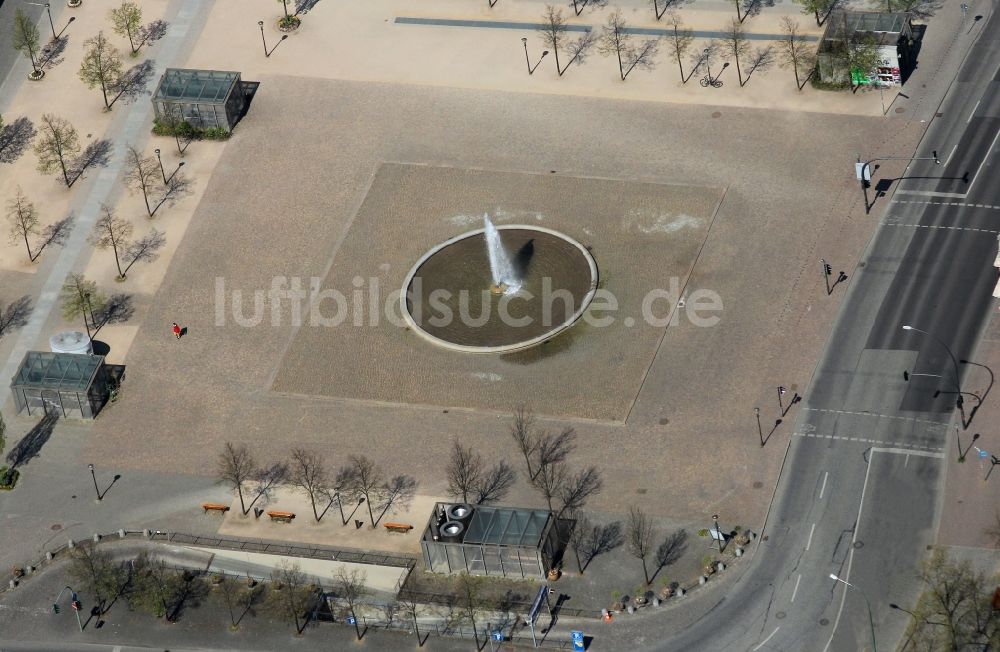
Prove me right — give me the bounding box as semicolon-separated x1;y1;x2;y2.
754;407;763;447
258;21;268;57
857;154;940;214
901;325;963;397
25;2;56;41
830;574;877;652
88;463;101;501
520;38;548;74
154;148;167;184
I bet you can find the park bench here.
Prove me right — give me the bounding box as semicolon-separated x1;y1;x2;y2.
267;510;296;523
384;522;413;534
201;503;230;514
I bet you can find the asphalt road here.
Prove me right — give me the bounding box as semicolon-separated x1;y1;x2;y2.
650;11;1000;652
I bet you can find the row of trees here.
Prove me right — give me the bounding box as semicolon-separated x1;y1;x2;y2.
537;7;818;89
216;442;418;529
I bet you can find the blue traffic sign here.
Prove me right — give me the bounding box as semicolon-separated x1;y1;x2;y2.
492;630;504;641
347;615;356;625
572;630;585;651
980;449;989;459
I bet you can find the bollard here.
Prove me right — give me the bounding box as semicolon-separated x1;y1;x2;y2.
46;552;53;561
8;580;15;589
677;588;686;597
699;575;707;585
93;533;100;543
718;563;726;572
143;528;151;538
653;597;661;607
118;529;126;539
735;547;743;557
67;539;74;549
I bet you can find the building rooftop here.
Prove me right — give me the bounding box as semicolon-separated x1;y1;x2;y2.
153;68;240;104
11;351;104;391
461;506;552;547
824;10;911;38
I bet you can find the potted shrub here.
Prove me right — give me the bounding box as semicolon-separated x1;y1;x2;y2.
702;555;716;576
658;578;673;600
633;586;648;606
67;0;82;6
610;591;624;612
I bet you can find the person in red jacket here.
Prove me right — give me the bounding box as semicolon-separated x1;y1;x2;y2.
171;322;181;339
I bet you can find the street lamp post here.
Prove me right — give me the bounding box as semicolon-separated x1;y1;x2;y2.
520;38;548;74
901;325;963;399
154;148;167;184
88;464;101;501
26;2;56;40
755;407;763;447
704;48;713;83
258;21;268;57
830;574;877;652
712;514;722;552
858;154;940;215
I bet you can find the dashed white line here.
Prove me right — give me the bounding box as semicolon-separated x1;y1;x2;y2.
969;99;981;123
967;128;1000;192
819;471;828;499
793;431;945;453
890;199;1000;210
803;407;944;426
754;626;781;651
791;574;802;603
945;143;958;165
881;222;1000;233
805;523;816;551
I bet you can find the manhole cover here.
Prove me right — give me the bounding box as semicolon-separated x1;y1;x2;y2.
853;540;864;549
50;524;62;531
895;107;906;113
442;410;449;414
935;112;942;117
711;111;722;118
820;618;830;626
858;261;867;268
753;481;764;489
775;611;786;619
659;418;669;425
636;488;648;494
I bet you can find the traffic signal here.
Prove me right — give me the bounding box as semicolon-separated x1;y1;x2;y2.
71;600;81;612
52;603;59;614
824;263;832;276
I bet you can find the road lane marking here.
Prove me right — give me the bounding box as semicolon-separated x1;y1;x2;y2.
803;407;945;426
968;128;1000;193
753;626;780;651
880;222;1000;233
819;471;828;499
805;523;816;550
794;431;944;453
945;144;959;165
969;100;981;123
791;574;801;603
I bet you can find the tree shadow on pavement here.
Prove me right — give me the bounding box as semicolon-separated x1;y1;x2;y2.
0;117;36;164
650;528;688;583
6;414;59;469
0;296;33;338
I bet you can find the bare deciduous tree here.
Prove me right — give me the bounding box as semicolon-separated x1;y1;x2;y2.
536;427;576;477
446;440;483;503
373;474;418;527
792;0;833;25
267;561;319;635
511;405;538;479
123;145;160;216
537;6;597;76
348;454;384;527
59;273;104;342
627;505;655;585
12;9;41;76
598;10;660;81
473;459;516;505
34;114;80;187
334;567;367;640
289;447;334;522
89;204;133;279
6;187;39;261
742;45;774;87
556;465;602;518
149;169;192;217
654;528;688;578
398;596;424;646
723;19;751;86
78;32;124;110
69;545;126;615
216;442;287;515
532;459;567;511
456;573;488;648
0;296;32;339
778;17;816;90
122;228;165;276
109;2;143;54
570;0;608;16
666;14;695;83
0;115;36;164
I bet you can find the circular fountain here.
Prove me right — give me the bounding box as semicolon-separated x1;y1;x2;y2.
401;215;598;353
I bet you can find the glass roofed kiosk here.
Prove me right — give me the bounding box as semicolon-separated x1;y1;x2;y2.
152;69;249;131
10;352;110;419
422;503;560;579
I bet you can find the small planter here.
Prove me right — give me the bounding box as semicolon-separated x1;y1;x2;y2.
28;69;45;81
277;15;301;31
67;0;81;6
547;568;561;582
626;604;635;614
659;586;674;600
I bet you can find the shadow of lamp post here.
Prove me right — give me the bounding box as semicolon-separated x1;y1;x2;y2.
830;574;877;652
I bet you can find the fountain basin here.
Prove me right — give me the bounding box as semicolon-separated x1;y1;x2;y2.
401;225;598;353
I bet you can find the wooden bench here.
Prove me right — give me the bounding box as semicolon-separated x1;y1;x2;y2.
201;503;230;514
384;522;413;534
267;510;296;523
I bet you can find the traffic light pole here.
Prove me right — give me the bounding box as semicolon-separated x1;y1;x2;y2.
857;153;940;215
53;585;83;631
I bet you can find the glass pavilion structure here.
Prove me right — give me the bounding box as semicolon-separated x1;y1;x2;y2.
152;68;248;131
10;352;110;419
421;503;559;579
